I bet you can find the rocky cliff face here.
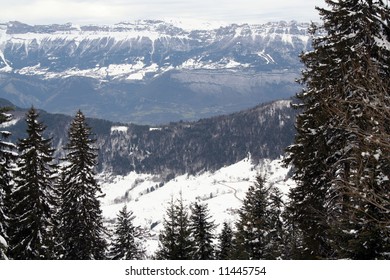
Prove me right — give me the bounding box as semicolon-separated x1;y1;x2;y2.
0;20;310;124
0;20;311;74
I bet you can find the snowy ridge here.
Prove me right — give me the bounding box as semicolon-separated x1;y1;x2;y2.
0;20;313;81
100;156;295;256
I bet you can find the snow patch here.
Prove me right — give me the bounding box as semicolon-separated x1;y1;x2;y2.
149;127;162;132
0;118;20;128
257;50;275;64
180;57;250;70
127;72;145;80
110;126;128;134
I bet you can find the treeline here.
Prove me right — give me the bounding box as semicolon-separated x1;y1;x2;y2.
0;107;148;260
0;108;111;259
153;176;286;260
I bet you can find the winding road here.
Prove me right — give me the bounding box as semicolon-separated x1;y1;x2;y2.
217;182;244;202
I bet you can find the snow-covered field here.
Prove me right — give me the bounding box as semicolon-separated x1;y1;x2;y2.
99;156;295;256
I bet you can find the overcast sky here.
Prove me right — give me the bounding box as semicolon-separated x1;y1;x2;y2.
1;0;325;26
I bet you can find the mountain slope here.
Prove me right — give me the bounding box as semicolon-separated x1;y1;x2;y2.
1;98;297;176
98;99;296;176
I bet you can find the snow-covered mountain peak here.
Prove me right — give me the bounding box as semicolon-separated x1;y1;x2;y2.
0;20;311;123
3;19;309;34
0;19;313;80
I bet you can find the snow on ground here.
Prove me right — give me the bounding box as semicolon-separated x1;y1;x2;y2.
110;126;128;134
0;118;20;128
100;156;295;256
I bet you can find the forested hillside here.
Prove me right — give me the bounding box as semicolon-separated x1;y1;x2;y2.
1;98;296;176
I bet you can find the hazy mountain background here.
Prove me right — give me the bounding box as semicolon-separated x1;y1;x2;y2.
0;20;312;124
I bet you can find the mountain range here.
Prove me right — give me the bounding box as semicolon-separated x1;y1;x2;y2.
0;20;312;124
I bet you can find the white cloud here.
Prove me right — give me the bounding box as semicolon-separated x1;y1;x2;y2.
0;0;324;25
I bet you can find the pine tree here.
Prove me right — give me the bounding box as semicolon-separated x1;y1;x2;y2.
265;186;284;259
52;170;67;257
234;176;282;259
216;222;234;260
189;202;216;260
174;196;193;259
281;193;304;259
0;107;16;260
155;198;177;259
8;107;58;259
109;205;145;260
58;110;107;259
285;0;390;259
155;196;193;259
324;56;390;259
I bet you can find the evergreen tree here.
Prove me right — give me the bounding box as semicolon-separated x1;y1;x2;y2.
155;198;177;260
189;202;216;260
109;205;145;260
8;107;58;259
265;186;284;259
58;110;107;259
0;107;16;260
234;176;282;259
155;195;193;259
52;170;67;257
285;0;390;259
174;196;193;259
216;222;234;260
323;56;390;259
281;190;305;259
